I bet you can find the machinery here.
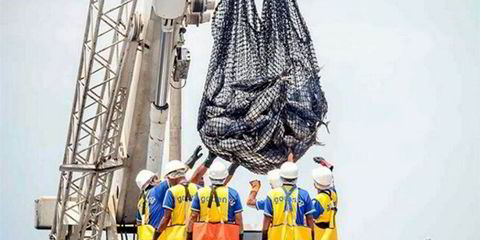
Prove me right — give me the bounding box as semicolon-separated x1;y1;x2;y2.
34;0;216;239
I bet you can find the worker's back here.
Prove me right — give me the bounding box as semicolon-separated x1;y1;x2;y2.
163;182;198;225
191;185;242;223
312;189;338;240
313;189;337;224
136;181;170;227
265;185;313;226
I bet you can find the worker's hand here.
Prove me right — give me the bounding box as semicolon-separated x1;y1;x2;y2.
203;152;217;168
287;148;295;162
249;180;261;192
186;145;203;169
314;156;334;171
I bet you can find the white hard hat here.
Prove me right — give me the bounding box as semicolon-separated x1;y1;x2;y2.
135;170;155;190
280;162;298;179
164;160;187;178
312;166;333;190
267;169;282;188
208;161;228;184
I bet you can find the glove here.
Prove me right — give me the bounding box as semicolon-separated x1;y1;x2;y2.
185;145;203;169
314;156;334;171
203;152;216;168
187;232;193;240
249;180;261;193
239;233;244;240
228;163;240;176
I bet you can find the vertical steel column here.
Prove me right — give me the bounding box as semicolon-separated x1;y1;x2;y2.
50;1;138;240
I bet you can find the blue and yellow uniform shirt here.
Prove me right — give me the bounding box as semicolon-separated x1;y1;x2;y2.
163;182;198;225
264;185;313;226
191;185;243;222
135;181;170;227
312;189;338;223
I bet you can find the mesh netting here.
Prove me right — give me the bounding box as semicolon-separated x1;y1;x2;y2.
197;0;328;174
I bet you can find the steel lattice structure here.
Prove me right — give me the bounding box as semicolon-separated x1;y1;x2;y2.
51;0;138;239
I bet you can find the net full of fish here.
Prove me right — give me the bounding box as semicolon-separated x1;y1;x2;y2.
197;0;328;174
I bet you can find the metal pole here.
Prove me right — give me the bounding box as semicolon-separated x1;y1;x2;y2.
168;81;182;161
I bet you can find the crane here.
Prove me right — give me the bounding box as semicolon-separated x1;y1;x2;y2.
34;0;215;239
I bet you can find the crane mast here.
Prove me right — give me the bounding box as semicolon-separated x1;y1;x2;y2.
42;0;215;239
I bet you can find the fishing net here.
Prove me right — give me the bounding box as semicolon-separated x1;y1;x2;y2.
197;0;328;174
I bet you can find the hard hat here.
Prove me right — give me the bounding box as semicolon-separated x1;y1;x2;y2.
267;169;282;188
208;161;228;184
164;160;187;178
280;162;298;179
312;166;333;190
135;170;155;190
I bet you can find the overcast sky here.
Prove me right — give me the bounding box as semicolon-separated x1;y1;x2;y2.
1;0;479;239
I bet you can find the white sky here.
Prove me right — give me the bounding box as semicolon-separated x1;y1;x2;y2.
1;0;479;239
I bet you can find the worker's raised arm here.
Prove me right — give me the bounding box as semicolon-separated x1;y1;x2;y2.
246;180;261;208
288;153;293;162
313;156;334;171
185;145;203;169
189;152;216;184
224;163;240;185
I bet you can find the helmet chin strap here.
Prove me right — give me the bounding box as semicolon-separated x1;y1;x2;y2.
210;178;226;186
281;177;297;185
314;182;331;190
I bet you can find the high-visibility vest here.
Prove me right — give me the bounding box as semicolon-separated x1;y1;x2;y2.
313;190;338;240
268;186;312;240
164;182;197;240
137;190;163;240
195;186;230;222
192;186;240;240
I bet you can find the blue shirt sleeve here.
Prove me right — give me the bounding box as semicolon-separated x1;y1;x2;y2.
256;199;266;211
312;199;325;219
153;181;169;202
303;191;314;215
232;190;243;213
163;189;175;210
264;196;273;217
191;192;200;211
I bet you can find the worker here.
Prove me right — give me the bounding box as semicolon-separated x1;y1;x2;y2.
246;169;282;210
135;147;205;239
311;166;338;240
262;161;314;240
135;170;161;240
186;161;244;240
153;160;197;240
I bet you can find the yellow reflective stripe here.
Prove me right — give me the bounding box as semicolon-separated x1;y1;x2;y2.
137;191;150;224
